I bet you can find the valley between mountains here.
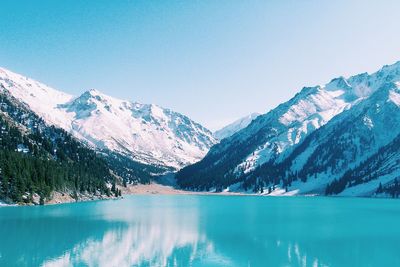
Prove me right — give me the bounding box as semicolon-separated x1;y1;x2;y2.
1;61;400;205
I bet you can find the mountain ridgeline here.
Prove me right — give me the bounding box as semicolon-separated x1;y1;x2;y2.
177;61;400;197
0;67;217;203
213;113;260;140
2;61;400;201
0;67;216;171
0;86;119;204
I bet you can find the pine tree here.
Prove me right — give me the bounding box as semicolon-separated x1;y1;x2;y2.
376;182;383;194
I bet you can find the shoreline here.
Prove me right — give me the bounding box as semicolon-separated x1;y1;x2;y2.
45;191;121;205
2;183;392;207
120;182;251;196
0;190;121;207
0;183;252;207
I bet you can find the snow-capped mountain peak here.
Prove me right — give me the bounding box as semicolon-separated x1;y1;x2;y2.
0;67;216;169
214;113;261;140
177;60;400;195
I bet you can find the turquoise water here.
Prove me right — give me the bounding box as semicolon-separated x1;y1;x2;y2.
0;196;400;267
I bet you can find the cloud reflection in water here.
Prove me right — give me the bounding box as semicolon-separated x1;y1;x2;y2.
42;197;231;267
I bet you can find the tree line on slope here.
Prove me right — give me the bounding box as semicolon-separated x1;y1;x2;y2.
0;90;120;204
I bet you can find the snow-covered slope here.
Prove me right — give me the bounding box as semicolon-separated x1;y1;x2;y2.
177;61;400;196
338;132;400;197
214;113;260;140
272;81;400;195
0;67;216;169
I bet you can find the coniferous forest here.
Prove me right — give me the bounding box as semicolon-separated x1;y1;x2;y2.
0;89;117;204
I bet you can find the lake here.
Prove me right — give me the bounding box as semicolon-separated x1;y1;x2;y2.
0;195;399;267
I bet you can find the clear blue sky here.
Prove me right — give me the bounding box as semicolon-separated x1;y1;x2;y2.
1;0;400;130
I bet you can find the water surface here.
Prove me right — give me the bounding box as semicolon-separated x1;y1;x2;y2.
0;195;399;267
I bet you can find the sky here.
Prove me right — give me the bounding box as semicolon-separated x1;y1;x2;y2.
1;0;400;130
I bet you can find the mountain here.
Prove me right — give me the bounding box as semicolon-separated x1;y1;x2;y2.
0;86;118;204
177;61;400;197
0;67;216;172
214;113;260;140
263;81;400;196
335;131;400;197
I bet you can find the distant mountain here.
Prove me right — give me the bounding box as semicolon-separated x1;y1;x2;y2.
214;113;260;140
0;67;216;172
177;61;400;197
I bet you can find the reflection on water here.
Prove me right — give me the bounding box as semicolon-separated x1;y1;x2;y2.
1;196;400;267
42;197;230;267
